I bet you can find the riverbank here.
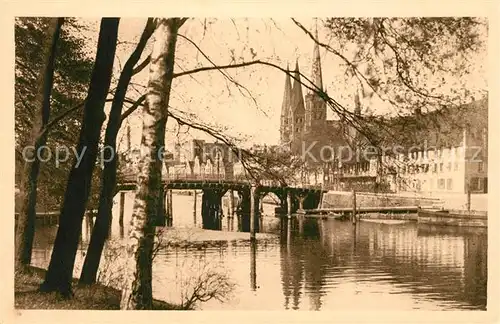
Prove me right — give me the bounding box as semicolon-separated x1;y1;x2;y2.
15;266;184;310
320;191;488;216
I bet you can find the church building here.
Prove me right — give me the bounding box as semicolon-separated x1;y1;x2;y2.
277;28;488;195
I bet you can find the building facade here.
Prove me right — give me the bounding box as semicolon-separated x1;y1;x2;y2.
277;28;488;195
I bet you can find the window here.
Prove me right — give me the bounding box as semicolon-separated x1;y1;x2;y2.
478;162;484;172
416;180;422;191
446;178;453;190
433;163;437;173
447;162;451;171
439;163;443;172
438;179;445;190
454;162;459;171
469;177;479;191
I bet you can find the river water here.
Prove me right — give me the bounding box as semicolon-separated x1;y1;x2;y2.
31;192;487;310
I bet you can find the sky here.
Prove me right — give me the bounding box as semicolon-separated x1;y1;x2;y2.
78;17;487;152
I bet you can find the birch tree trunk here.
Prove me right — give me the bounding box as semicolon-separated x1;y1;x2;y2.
79;18;156;285
40;18;119;296
15;18;63;271
120;18;182;310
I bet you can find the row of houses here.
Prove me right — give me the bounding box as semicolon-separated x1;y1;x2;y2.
120;98;488;195
286;98;488;194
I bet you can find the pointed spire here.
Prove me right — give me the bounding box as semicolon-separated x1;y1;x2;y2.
291;60;305;113
310;21;323;93
280;63;292;145
280;63;292;117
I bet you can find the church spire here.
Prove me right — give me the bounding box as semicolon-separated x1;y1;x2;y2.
310;21;323;93
280;63;292;145
281;63;292;117
291;60;305;113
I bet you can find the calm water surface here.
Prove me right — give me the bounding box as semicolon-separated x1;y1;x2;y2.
31;192;487;310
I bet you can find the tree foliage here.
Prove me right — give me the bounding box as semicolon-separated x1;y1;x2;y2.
320;17;486;113
15;17;95;211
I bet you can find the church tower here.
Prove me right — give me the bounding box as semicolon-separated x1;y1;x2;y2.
304;24;327;136
348;86;364;148
289;60;306;153
279;65;292;146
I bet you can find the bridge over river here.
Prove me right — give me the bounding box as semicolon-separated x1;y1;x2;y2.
116;172;325;239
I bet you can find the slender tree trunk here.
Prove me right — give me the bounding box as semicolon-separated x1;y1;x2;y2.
40;18;119;297
79;18;155;286
15;18;64;271
120;18;182;310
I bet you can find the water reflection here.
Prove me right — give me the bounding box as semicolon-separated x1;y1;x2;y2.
279;217;487;310
29;193;487;310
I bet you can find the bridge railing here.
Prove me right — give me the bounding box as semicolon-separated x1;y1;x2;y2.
162;173;285;187
120;171;325;189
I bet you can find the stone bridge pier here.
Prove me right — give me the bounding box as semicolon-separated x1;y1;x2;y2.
272;188;322;217
236;188;261;234
201;188;227;230
152;186;173;227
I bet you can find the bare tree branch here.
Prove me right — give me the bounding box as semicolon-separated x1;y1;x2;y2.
376;20;443;100
177;33;264;116
120;94;146;123
178;17;189;28
39;101;85;137
132;55;151;75
291;18;394;108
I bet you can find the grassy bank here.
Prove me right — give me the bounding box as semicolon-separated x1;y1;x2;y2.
15;266;184;310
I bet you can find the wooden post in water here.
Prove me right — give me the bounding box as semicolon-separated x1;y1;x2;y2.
250;240;257;291
286;217;291;249
466;183;471;212
250;184;257;242
193;190;197;224
168;189;173;226
229;190;235;218
352;189;357;224
318;182;325;208
298;196;304;211
286;190;292;219
119;191;125;226
165;189;171;226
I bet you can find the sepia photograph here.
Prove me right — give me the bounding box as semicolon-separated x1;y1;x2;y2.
9;9;494;318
